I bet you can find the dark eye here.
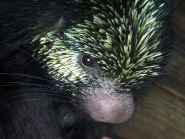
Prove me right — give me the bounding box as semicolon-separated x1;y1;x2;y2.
81;55;94;67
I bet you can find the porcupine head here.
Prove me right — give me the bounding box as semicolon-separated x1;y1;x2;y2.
31;0;171;124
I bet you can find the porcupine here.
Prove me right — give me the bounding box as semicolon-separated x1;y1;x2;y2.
0;0;180;139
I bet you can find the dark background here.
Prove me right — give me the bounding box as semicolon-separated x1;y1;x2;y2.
114;1;185;139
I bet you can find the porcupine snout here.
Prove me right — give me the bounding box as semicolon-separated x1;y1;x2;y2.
74;80;135;124
33;0;171;124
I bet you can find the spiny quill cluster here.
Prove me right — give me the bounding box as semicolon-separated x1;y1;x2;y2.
32;0;166;90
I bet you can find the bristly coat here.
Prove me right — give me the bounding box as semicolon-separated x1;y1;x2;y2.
32;0;179;90
0;0;180;139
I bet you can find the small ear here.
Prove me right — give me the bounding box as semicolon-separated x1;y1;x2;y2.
55;16;66;31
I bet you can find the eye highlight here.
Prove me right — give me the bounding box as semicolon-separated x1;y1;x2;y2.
81;55;94;67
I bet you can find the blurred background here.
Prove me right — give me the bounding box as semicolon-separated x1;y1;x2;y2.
113;1;185;139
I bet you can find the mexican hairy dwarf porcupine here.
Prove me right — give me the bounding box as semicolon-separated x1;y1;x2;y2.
0;0;180;139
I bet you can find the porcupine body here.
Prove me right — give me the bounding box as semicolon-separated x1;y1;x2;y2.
0;0;180;139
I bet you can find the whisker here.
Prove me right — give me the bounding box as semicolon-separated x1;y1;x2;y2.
1;82;50;88
0;41;32;57
0;72;52;83
0;90;72;104
0;82;51;101
0;83;76;101
0;96;72;104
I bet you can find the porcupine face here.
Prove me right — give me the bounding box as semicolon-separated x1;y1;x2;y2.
32;0;167;123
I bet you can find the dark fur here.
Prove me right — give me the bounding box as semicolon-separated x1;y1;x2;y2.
0;0;116;138
0;0;180;139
